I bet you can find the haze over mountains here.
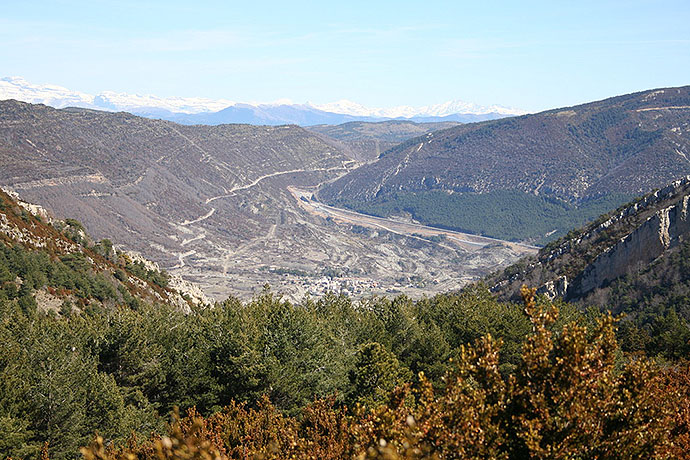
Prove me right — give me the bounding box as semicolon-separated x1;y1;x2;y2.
307;120;462;162
0;76;526;126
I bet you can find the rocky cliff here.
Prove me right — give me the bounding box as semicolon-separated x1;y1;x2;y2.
489;176;690;303
571;186;690;298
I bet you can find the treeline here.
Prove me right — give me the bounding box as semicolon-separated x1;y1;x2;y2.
331;190;632;243
81;288;690;460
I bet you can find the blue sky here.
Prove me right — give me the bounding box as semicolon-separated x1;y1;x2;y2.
2;0;689;111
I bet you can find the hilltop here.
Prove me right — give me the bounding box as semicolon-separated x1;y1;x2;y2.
307;120;461;162
319;86;690;243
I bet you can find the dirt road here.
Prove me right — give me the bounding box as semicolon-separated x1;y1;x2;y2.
288;186;538;255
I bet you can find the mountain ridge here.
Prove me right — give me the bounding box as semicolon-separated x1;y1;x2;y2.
488;176;690;300
306;120;463;162
319;85;690;242
0;76;524;126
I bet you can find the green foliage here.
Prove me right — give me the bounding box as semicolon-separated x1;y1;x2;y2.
59;219;87;245
0;300;158;460
1;278;571;459
0;415;40;459
347;342;412;407
124;260;169;289
0;242;123;304
93;239;115;261
332;190;633;243
83;287;686;460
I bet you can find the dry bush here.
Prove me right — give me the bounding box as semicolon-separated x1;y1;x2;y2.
81;287;684;460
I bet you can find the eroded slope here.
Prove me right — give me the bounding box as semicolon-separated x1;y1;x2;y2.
0;101;529;300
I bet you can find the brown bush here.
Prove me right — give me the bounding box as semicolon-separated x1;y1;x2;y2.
81;287;683;460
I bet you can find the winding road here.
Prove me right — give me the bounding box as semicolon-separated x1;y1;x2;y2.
205;165;352;204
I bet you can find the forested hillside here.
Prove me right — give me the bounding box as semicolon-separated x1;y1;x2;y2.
1;183;689;459
488;176;690;359
0;188;200;310
319;86;690;242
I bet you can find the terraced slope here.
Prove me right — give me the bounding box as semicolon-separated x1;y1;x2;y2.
0;101;529;300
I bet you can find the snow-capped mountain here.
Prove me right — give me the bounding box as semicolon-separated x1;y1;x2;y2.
0;76;93;108
0;76;234;114
310;99;526;118
0;76;526;126
93;90;235;114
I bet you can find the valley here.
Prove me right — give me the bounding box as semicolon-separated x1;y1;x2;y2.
307;120;462;162
3;88;690;301
163;170;532;301
0;101;531;301
289;186;537;252
2;88;690;460
4;3;690;458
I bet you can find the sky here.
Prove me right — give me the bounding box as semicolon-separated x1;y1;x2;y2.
1;0;689;112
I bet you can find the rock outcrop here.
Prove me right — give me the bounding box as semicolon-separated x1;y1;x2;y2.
0;188;209;313
569;184;690;298
490;176;690;302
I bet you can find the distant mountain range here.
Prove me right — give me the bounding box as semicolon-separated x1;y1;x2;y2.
319;85;690;243
0;76;525;126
